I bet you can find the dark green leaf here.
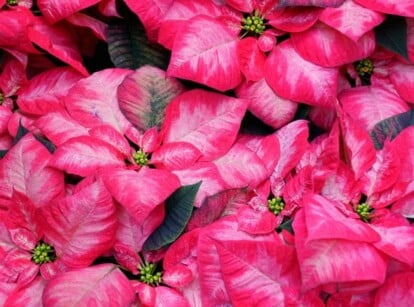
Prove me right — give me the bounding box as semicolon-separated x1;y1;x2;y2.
117;66;184;131
370;109;414;150
13;121;29;145
375;15;408;60
107;17;170;70
143;181;202;251
276;218;294;234
35;135;56;153
294;104;310;120
0;149;7;159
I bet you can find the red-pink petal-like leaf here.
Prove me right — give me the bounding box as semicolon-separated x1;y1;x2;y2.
65;12;107;41
339;85;410;131
157;0;229;49
270;120;309;194
4;277;46;307
237;37;266;82
319;163;361;205
278;0;345;7
237;133;280;175
265;40;339;107
65;68;132;133
187;188;248;231
215;240;300;305
392;191;414;218
267;6;322;32
319;1;384;41
123;0;173;41
389;61;414;103
27;18;88;76
153;286;191;306
151;142;202;170
98;0;120;17
167;16;242;91
88;125;131;157
37;0;101;23
0;134;64;207
374;272;414;306
294;210;387;292
34;111;89;146
50;136;126;177
17;67;84;116
282;165;315;208
214;143;269;189
0;52;28;97
162;89;248;160
162;264;193;288
371;225;414;265
43;264;135;306
360;141;401;196
137;126;160;153
5;191;42;249
339;111;376;181
117;65;184;131
224;0;254;12
303;194;380;242
0;8;36;53
236;205;278;234
197;217;299;306
291;22;376;67
236;79;298;129
354;0;414;18
101;168;180;223
0;107;12;136
41;179;117;268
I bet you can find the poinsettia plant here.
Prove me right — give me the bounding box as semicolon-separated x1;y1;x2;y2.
1;0;414;306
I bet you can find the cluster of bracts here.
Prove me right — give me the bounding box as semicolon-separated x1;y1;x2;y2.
1;0;414;306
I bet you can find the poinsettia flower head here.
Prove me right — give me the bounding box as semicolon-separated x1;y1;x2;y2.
163;0;339;90
294;194;388;294
0;191;62;287
38;177;118;274
186;216;311;305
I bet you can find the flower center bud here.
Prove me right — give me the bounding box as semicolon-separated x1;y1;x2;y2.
356;202;372;222
31;242;56;264
0;92;4;105
7;0;18;5
355;59;374;78
268;197;285;215
242;10;266;35
138;261;162;286
133;149;149;166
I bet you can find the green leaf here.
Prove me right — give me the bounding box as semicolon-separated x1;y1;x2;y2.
117;66;184;131
0;149;7;159
370;109;414;150
107;16;170;70
13;121;29;145
34;135;56;153
143;182;202;251
375;15;408;60
276;218;294;234
13;121;56;153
